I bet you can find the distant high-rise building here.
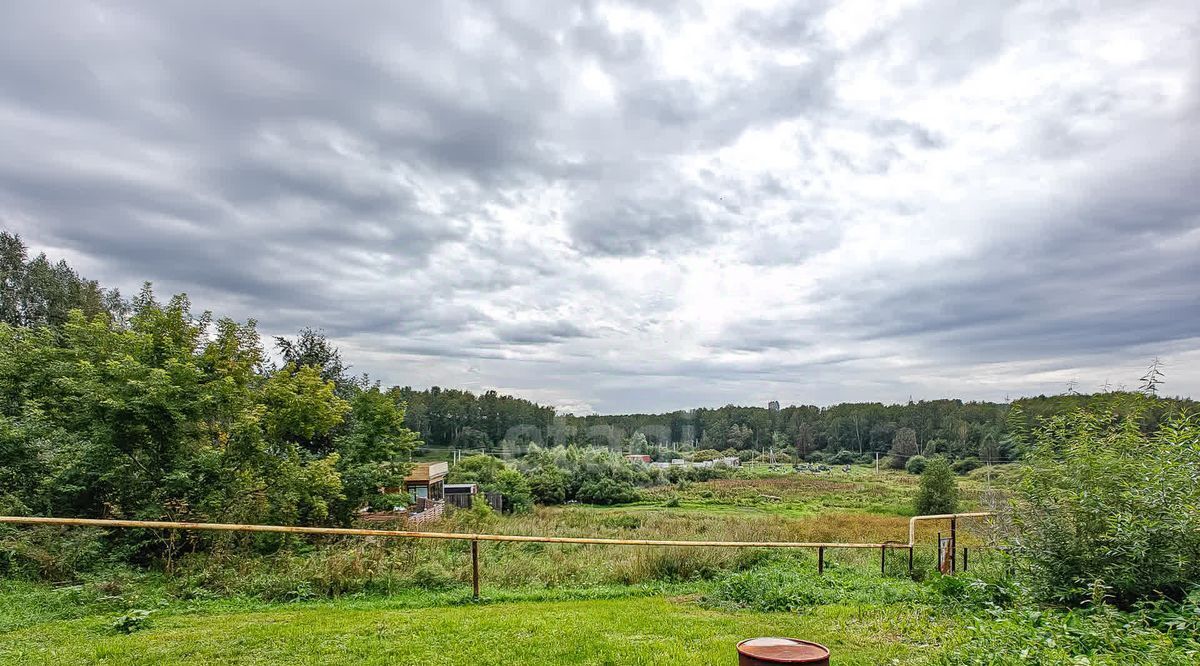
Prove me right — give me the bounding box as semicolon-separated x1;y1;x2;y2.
768;400;780;412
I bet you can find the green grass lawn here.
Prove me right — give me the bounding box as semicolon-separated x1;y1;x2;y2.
0;588;951;665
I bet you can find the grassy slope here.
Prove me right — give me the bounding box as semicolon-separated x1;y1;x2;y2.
0;591;949;665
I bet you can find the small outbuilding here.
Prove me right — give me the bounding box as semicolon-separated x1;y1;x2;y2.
444;483;478;508
400;462;448;502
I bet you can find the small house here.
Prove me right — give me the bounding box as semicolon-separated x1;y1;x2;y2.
401;462;448;502
625;454;652;464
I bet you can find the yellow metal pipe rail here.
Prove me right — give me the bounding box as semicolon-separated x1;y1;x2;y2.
0;516;914;549
2;513;995;549
907;512;993;546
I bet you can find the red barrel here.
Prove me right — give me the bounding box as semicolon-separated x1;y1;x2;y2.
736;637;830;666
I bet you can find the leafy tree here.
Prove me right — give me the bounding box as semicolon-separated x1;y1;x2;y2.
449;454;506;486
453;426;490;450
527;466;568;505
492;468;533;513
794;422;815;461
950;457;982;475
332;386;420;519
275;328;349;389
914;457;958;514
889;427;918;469
0;231;118;328
260;364;351;452
0;282;369;536
726;424;753;449
625;431;649;452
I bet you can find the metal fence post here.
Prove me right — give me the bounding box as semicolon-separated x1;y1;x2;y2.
962;546;968;572
949;517;957;574
880;545;886;575
907;545;914;573
471;539;480;598
818;546;824;575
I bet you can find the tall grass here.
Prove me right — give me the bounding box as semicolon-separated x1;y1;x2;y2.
1;473;1004;601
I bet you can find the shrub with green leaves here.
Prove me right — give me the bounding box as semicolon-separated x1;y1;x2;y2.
576;477;639;505
905;454;928;475
111;609;153;634
1013;409;1200;607
829;450;855;465
915;457;958;514
941;601;1200;665
950;457;982;475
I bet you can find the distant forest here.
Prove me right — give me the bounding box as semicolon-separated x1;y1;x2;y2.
398;385;1193;465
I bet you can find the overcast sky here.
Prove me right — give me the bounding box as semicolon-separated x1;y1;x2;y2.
2;1;1199;414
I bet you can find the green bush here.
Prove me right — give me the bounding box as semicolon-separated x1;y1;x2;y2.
1013;409;1200;607
577;477;639;505
914;457;958;515
905;455;928;475
951;457;982;475
829;450;855;465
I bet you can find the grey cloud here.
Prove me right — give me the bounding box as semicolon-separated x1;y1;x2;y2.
2;0;1198;413
493;320;592;345
567;190;712;257
815;159;1200;364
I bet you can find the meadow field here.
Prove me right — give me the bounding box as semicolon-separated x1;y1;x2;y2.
6;461;1196;665
0;467;1027;665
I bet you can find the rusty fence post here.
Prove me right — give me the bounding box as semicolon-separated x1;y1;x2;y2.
949;517;957;574
817;546;824;575
471;539;480;598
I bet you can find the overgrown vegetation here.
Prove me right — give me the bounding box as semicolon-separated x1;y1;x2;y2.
1012;407;1200;607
